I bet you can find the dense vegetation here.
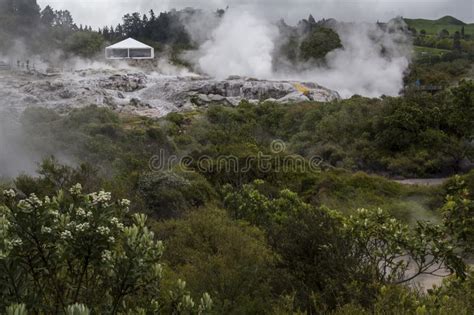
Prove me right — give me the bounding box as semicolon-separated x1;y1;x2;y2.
405;16;474;37
18;80;473;180
2;1;474;314
0;73;472;313
406;15;474;62
0;0;103;57
275;16;343;67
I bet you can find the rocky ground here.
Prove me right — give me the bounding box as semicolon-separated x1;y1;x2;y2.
0;66;340;119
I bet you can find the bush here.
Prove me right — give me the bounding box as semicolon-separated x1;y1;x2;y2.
0;185;211;314
155;208;275;314
137;170;214;219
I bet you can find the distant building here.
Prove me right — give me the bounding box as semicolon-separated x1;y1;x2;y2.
105;38;154;60
0;61;11;70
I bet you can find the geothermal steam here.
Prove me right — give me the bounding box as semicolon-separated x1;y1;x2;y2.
299;21;412;97
0;114;37;178
193;10;412;98
196;10;279;79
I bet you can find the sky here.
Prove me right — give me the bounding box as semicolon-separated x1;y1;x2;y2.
38;0;474;28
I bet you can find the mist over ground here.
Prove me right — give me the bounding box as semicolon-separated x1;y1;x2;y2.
0;112;36;178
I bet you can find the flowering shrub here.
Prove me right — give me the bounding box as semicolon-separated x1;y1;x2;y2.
0;185;211;314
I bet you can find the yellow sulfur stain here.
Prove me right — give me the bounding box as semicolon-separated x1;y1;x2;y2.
294;83;310;96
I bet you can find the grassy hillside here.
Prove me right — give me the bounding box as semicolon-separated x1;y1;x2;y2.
405;15;474;35
413;45;451;57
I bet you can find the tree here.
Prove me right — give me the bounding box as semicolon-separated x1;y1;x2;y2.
102;26;110;40
442;176;474;256
453;31;462;51
346;207;465;283
122;12;143;39
0;0;40;37
54;9;75;29
447;80;474;138
439;28;450;38
149;9;156;22
0;185;212;314
40;5;55;27
115;24;124;39
300;27;342;61
420;29;427;36
64;31;105;58
223;181;466;312
137;170;214;219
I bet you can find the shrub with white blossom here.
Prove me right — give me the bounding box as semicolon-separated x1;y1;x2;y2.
0;185;212;314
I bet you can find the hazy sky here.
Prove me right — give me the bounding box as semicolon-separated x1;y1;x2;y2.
38;0;473;28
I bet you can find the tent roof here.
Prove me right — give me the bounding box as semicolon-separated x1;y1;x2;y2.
106;38;152;49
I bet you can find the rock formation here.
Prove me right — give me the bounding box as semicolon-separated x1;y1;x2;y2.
0;68;340;118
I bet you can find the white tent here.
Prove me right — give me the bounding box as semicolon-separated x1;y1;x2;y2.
105;38;154;60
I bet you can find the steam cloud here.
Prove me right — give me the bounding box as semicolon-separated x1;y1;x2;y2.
296;21;412;97
195;10;279;79
0;114;37;178
191;9;412;97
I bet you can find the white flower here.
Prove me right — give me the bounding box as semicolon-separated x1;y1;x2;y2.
17;194;43;212
10;238;23;247
101;250;112;262
49;209;60;217
97;226;110;235
108;236;115;243
3;189;16;199
28;194;43;207
109;217;124;230
119;199;131;212
89;191;112;206
67;222;77;230
60;230;73;240
119;199;131;207
76;223;90;232
110;217;119;225
69;183;83;196
41;226;52;234
76;208;86;217
17;200;33;212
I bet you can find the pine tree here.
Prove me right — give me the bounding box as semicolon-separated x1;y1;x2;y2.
453;31;462;51
40;5;55;27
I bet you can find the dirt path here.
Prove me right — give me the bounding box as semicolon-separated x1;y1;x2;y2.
394;178;449;186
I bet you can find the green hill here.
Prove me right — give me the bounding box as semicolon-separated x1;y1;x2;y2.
436;15;466;25
404;16;474;35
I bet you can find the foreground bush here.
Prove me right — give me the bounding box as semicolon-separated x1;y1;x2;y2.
0;185;211;314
